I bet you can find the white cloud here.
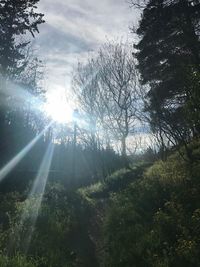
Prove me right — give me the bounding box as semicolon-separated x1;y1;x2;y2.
34;0;140;95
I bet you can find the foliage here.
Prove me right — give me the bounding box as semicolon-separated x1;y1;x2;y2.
0;254;38;267
134;0;200;148
0;182;98;267
0;0;200;266
0;0;44;78
0;0;47;189
103;144;200;267
79;162;150;201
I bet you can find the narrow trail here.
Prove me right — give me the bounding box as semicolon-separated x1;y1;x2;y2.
87;201;107;267
67;194;101;267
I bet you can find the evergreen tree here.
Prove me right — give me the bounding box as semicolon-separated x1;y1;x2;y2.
0;0;44;79
0;0;45;165
135;0;200;147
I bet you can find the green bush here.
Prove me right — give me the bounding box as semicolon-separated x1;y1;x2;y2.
103;150;200;267
0;254;38;267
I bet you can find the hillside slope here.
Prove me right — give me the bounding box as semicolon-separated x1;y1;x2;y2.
81;142;200;267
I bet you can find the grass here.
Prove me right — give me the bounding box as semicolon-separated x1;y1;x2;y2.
0;254;39;267
78;161;152;203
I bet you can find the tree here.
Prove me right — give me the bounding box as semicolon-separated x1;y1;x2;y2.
97;42;139;158
0;0;45;128
0;0;46;168
129;0;148;9
0;0;45;114
134;0;200;153
73;42;140;163
0;0;44;80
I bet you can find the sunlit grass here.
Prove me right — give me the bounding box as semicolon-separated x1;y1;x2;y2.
8;143;54;254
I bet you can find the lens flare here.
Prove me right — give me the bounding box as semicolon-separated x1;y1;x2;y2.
44;88;73;124
0;122;52;183
8;143;54;254
0;80;43;111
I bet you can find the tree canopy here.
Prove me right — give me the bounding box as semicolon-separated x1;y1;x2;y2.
135;0;200;150
0;0;44;78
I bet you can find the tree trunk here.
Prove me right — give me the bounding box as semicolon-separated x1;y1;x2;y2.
121;136;129;168
121;136;126;157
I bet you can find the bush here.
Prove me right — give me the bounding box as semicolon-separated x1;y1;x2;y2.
103;150;200;267
0;254;38;267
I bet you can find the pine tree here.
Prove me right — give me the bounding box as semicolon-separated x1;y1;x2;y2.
0;0;45;160
135;0;200;146
0;0;44;79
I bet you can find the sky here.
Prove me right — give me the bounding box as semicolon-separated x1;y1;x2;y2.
34;0;140;97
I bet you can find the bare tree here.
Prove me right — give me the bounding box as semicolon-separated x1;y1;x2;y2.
96;42;139;158
73;42;140;163
128;0;148;9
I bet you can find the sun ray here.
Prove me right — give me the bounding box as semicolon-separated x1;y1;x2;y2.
0;80;43;112
8;143;54;254
0;122;53;183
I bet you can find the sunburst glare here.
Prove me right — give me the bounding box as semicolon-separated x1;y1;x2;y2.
44;87;74;124
0;122;53;183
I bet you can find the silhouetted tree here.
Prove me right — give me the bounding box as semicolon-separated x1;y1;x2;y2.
0;0;44;79
73;42;140;164
0;0;46;176
97;42;139;158
134;0;200;154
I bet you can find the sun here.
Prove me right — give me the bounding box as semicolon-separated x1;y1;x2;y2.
44;87;74;124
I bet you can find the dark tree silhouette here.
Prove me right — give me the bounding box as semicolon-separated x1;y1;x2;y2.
0;0;44;79
134;0;200;153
